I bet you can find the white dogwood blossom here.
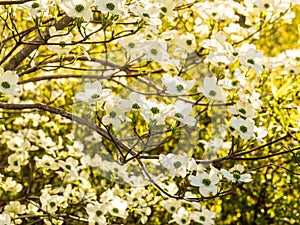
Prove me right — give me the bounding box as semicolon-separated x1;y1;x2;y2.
107;196;128;219
189;170;220;197
75;81;112;103
228;100;257;118
160;153;190;178
230;117;255;140
198;76;226;101
221;164;253;183
0;69;21;96
162;74;196;95
95;0;125;15
60;0;93;21
0;213;11;225
86;202;107;225
169;100;196;126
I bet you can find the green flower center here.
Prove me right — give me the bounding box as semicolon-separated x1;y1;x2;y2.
142;13;150;18
91;94;100;99
170;206;176;211
231;80;238;86
233;170;241;180
75;4;84;13
247;59;255;65
174;112;184;118
240;125;248;133
200;216;205;221
112;208;119;213
232;52;239;56
161;7;167;13
186;40;192;46
150;49;158;56
132;103;140;109
128;42;135;48
176;84;184;92
181;218;187;224
96;210;102;217
31;2;40;9
65;164;71;170
264;3;270;8
202;178;211;186
238;108;246;114
106;3;115;11
1;81;10;89
209;90;217;97
49;202;56;208
151;107;160;114
173;161;182;169
110;111;117;118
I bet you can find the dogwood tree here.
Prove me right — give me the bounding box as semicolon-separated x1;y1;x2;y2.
0;0;299;224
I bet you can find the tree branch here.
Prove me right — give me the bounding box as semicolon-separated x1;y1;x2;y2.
0;0;33;5
4;16;74;71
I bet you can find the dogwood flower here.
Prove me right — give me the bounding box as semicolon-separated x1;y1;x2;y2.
1;177;23;193
171;207;191;225
58;157;79;177
141;100;171;123
120;92;146;111
169;100;196;126
75;81;112;103
228;100;257;118
161;198;181;214
189;170;220;197
160;153;190;178
198;76;226;101
253;126;268;142
238;43;264;74
60;0;93;21
162;74;196;95
0;213;11;225
0;69;21;96
40;192;66;214
3;201;26;217
95;0;125;15
190;207;217;225
102;99;127;128
86;202;107;225
22;0;50;16
143;41;171;64
221;164;253;183
7;152;29;173
230;117;255;140
108;196;128;219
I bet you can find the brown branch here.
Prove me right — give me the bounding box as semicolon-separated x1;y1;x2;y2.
4;16;74;71
0;102;113;141
0;0;33;4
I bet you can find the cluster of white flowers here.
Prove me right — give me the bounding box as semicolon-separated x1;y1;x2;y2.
162;196;217;225
1;0;299;224
159;154;252;198
75;80;200;128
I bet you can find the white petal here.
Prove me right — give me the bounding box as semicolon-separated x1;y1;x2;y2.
240;174;252;183
204;76;217;88
220;169;234;181
1;71;19;84
188;174;201;187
